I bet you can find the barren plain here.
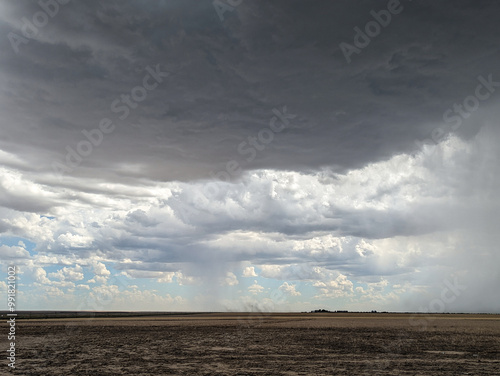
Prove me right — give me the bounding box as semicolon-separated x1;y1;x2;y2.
3;313;500;375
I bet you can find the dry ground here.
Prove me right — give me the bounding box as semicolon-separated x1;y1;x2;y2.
2;313;500;375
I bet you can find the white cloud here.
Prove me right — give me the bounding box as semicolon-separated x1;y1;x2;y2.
222;272;239;286
175;272;200;286
157;273;176;283
87;275;108;284
0;244;30;259
49;265;84;282
248;280;264;295
56;233;93;249
313;274;354;299
242;266;257;277
92;262;111;277
260;264;325;281
279;282;301;296
32;267;51;284
0;123;498;311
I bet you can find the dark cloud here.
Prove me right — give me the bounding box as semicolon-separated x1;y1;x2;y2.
0;0;499;182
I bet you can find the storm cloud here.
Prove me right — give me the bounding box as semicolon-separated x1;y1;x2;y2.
0;0;499;312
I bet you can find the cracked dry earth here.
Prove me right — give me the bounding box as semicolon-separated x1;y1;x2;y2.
4;313;500;375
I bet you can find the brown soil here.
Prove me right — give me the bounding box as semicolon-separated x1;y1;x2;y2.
3;313;500;375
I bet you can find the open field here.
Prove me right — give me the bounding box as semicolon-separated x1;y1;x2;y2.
3;313;500;375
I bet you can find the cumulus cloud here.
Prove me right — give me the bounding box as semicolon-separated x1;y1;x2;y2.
32;267;51;284
49;265;84;282
242;266;257;277
222;272;239;286
92;261;111;277
0;244;30;259
248;280;265;295
279;282;301;297
313;274;354;299
157;273;176;283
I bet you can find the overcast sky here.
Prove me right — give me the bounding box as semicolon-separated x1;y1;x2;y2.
0;0;499;312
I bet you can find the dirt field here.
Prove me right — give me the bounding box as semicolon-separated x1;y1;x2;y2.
3;313;500;375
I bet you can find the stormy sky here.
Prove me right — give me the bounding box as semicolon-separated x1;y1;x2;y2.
0;0;499;312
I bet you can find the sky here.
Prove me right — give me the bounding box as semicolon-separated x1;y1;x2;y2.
0;0;499;313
